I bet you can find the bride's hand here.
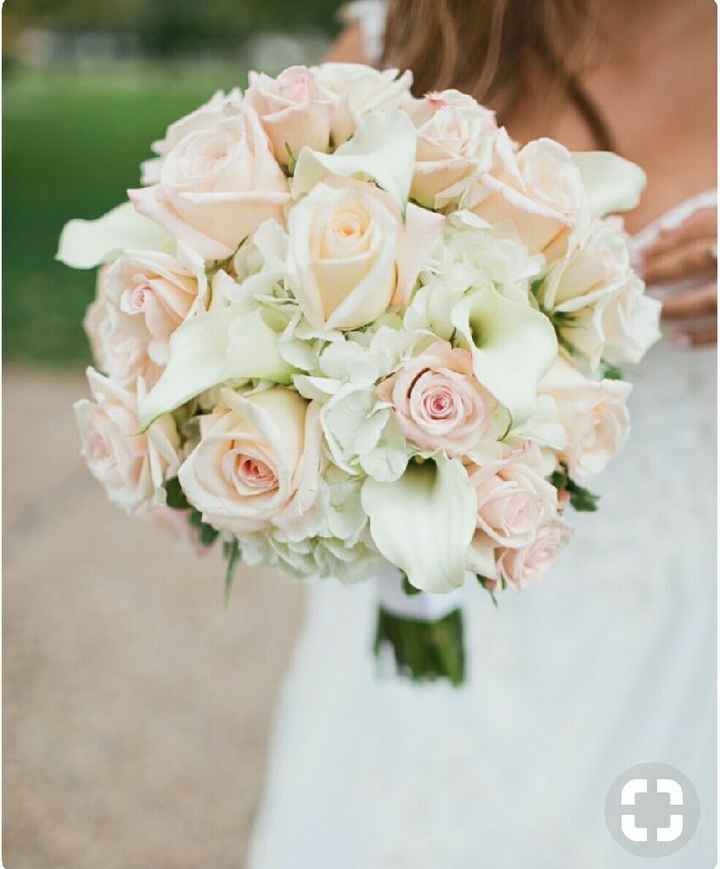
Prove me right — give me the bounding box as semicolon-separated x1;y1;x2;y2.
641;206;717;347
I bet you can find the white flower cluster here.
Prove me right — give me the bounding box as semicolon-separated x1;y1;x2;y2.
61;63;661;595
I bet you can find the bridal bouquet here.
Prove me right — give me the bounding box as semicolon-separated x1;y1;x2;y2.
60;64;660;684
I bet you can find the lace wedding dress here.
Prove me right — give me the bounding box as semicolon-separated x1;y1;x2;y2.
248;9;716;865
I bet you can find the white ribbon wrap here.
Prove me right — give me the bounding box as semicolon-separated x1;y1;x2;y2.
375;563;465;621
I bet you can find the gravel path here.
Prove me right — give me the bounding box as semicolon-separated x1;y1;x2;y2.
3;365;304;868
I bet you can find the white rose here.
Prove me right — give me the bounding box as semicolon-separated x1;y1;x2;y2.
540;358;632;482
246;65;334;167
471;443;558;548
141;88;244;184
467;130;588;254
74;368;180;514
601;274;662;364
287;178;443;330
178;387;322;536
129;105;290;261
314;62;413;145
405;89;497;208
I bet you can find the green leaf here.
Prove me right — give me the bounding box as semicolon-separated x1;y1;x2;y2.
402;574;421;596
567;484;600;512
223;539;241;606
601;362;624;380
550;464;599;512
374;606;465;686
165;477;189;510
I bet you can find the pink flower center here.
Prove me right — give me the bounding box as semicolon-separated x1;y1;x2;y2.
235;454;277;492
423;387;456;420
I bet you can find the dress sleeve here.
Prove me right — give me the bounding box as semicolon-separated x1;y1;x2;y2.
338;0;388;66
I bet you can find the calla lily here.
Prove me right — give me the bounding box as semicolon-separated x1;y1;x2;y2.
139;304;293;429
451;286;557;425
57;202;172;269
362;455;476;592
292;110;417;212
572;152;646;218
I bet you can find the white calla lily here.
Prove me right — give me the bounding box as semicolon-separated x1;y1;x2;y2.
572;152;646;218
362;455;476;592
292;110;417;211
57;202;172;269
139;304;293;429
451;286;557;425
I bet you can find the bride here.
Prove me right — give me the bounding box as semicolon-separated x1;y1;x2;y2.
249;1;716;866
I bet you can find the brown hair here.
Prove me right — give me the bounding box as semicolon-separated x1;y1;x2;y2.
382;0;615;151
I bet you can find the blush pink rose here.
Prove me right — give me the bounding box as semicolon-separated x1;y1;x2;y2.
540;359;632;483
84;249;205;387
471;443;558;548
246;66;334;167
376;341;499;456
178;387;323;536
497;519;572;589
74;369;180;514
129;105;290;261
141;88;244;184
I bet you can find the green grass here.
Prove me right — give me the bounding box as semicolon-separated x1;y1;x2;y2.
3;65;249;366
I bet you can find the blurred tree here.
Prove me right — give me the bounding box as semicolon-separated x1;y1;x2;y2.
9;0;343;48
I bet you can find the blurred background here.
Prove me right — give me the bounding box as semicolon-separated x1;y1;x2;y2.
3;2;343;866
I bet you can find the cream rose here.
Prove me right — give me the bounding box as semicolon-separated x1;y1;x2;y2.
129;105;290;261
471;443;558;548
405;89;497;209
287;177;443;330
601;273;662;364
542;218;631;313
178;387;322;535
74;368;180;514
84;249;205;387
497;519;572;589
376;341;500;456
467;130;587;254
540;359;632;482
246;66;334;167
314;62;413;145
540;218;638;367
141;88;244;184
